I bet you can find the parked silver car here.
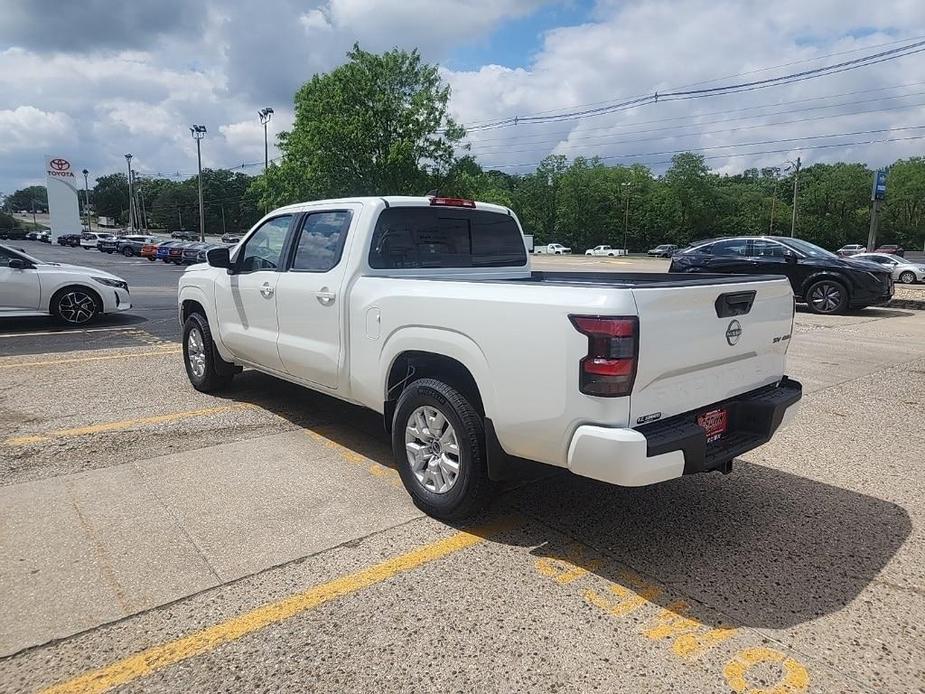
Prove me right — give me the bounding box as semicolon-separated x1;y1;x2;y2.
850;253;925;284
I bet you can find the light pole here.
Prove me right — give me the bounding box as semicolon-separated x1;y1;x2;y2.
82;169;91;231
190;125;207;242
124;154;134;232
258;107;274;171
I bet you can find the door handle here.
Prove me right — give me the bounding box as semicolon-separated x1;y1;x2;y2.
259;282;274;298
316;288;336;305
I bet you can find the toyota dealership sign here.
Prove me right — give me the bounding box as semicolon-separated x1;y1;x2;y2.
44;155;82;238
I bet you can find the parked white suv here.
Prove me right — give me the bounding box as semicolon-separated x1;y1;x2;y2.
80;232;116;249
0;244;131;324
178;196;801;519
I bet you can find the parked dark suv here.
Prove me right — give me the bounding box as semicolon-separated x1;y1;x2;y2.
669;236;893;314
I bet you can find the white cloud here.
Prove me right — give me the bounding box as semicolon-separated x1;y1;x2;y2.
1;0;924;194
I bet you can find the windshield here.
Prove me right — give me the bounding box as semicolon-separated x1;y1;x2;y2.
0;243;43;264
781;238;839;259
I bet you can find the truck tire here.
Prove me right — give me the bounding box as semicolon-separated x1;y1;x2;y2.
392;378;495;520
805;278;848;315
182;313;237;392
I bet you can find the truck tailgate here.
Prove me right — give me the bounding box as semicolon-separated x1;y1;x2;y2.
629;277;794;425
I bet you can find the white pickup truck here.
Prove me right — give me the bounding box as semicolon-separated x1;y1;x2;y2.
178;196;801;519
534;243;571;255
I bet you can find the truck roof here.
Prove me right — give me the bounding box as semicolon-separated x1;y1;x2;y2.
272;196;513;216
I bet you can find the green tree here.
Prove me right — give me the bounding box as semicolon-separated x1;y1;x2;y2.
882;158;925;249
92;173;130;222
5;186;47;212
260;44;465;207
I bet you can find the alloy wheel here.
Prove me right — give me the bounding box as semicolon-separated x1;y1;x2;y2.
57;291;97;324
404;406;460;493
187;327;207;379
809;282;842;313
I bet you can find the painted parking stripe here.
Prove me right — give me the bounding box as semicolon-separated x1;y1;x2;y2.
0;326;142;339
4;404;253;445
0;347;180;370
41;519;513;694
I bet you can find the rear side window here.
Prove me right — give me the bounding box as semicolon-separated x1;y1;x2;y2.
368;207;527;269
711;239;748;257
291;211;352;272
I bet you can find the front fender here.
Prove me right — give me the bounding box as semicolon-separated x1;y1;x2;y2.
178;284;234;362
378;326;496;418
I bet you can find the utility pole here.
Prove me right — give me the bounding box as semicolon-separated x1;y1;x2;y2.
124;154;134;232
221;205;226;235
769;175;780;234
867;169;888;251
190;125;207;242
621;181;631;253
259;107;274;170
82;169;92;231
789;156;801;238
178;208;183;229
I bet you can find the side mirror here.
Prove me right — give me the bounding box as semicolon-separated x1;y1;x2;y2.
784;251;798;264
8;258;27;270
207;246;231;270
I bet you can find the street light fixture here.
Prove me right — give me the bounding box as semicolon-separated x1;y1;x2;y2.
190;125;207;242
258;107;274;171
124;154;134;232
82;169;91;232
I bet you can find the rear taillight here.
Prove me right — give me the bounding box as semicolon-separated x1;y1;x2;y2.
570;315;638;397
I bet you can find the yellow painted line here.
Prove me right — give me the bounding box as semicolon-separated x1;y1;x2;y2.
0;347;180;370
42;519;513;694
5;404;253;446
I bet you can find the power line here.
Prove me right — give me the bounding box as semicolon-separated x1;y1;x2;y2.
473;80;925;144
458;39;925;133
482;124;925;169
463;96;925;156
458;34;925;128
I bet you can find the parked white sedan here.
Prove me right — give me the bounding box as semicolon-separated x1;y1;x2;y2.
0;243;131;324
851;253;925;284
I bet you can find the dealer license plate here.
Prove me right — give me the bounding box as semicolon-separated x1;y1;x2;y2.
697;408;728;443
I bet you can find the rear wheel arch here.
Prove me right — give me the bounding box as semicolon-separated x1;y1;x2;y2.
384;351;485;434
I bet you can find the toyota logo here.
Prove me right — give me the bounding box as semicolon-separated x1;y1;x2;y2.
49;158;70;171
726;320;742;346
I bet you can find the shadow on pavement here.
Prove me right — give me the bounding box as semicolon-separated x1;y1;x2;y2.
218;370;911;632
0;312;150;335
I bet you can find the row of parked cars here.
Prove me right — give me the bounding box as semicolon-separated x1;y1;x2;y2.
52;231;238;266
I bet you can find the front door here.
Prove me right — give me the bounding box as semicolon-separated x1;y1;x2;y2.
214;215;293;371
275;208;356;388
0;248;40;311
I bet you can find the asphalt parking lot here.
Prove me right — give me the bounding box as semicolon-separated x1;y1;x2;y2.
1;243;924;693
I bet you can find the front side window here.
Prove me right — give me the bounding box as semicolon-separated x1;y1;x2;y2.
749;240;787;257
291;211;352;272
369;207;527;269
237;216;292;272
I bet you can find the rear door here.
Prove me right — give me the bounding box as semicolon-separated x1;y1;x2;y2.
629;277;794;423
275;208;356;388
214;215;293;370
702;238;755;273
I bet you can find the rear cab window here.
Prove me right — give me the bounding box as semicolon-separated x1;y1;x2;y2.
368;206;527;269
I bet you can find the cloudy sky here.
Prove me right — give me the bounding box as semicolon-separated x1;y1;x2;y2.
1;0;924;195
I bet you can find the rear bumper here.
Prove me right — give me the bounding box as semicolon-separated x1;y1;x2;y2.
566;377;802;487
